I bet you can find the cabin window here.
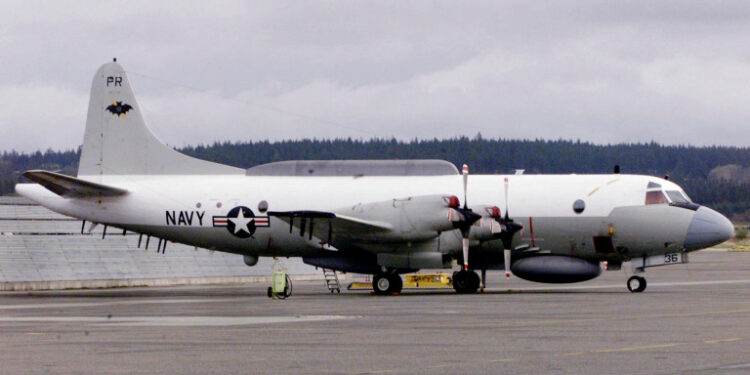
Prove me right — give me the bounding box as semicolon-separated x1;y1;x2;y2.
666;190;690;203
645;191;668;205
572;199;585;214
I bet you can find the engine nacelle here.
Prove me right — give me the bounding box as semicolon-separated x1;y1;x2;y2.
469;217;504;241
511;255;601;283
341;195;458;241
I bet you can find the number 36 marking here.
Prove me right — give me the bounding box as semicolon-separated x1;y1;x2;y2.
664;253;680;263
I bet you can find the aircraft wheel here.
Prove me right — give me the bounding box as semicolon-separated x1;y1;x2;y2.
372;273;393;296
627;276;647;293
388;274;403;294
453;270;480;294
283;275;293;298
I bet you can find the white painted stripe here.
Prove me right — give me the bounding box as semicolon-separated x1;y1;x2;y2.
0;297;248;311
0;315;359;327
485;279;750;292
719;363;750;369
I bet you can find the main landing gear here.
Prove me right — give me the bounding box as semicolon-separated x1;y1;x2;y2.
627;275;647;293
452;270;480;294
372;273;403;295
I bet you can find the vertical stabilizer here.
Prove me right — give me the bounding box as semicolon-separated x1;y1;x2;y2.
78;61;243;177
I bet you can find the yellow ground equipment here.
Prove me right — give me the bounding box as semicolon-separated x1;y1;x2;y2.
267;260;292;299
403;273;452;288
347;273;452;290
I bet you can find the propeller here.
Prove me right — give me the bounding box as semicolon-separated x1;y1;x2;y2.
451;166;523;275
499;177;523;277
452;165;481;271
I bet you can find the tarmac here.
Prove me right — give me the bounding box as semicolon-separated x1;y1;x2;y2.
1;250;750;375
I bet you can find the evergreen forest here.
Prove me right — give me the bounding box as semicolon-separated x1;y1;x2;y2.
2;137;748;221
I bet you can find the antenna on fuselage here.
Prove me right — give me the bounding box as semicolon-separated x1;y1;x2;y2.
614;165;620;174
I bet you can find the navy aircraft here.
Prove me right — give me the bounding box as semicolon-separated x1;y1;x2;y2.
15;61;735;295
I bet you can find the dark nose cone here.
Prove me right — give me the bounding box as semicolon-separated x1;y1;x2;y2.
684;206;734;251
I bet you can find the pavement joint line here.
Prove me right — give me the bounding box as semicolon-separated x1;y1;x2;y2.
359;370;396;374
0;315;358;327
354;336;745;374
483;278;750;292
704;338;743;344
720;362;750;369
413;307;750;329
489;358;515;363
0;297;249;310
559;337;745;358
561;342;683;357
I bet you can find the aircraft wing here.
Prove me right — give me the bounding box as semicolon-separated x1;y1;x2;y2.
22;170;128;198
268;210;393;246
269;194;468;249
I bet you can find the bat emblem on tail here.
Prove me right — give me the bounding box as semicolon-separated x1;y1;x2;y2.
106;100;132;119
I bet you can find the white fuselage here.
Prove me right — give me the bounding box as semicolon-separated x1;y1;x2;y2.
16;173;698;262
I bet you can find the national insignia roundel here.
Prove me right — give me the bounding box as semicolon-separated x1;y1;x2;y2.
212;206;270;238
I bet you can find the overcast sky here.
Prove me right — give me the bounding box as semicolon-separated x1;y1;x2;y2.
1;1;749;152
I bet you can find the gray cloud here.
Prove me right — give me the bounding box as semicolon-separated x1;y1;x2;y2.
1;1;749;152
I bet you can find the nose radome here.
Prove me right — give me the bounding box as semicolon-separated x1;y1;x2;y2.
684;206;734;251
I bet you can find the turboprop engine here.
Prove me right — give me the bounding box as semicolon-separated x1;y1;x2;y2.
341;194;463;242
510;255;602;283
468;206;514;242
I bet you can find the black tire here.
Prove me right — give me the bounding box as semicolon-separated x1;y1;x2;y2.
267;286;273;298
388;274;403;294
283;275;293;298
373;273;402;295
373;273;392;295
453;270;480;294
627;276;647;293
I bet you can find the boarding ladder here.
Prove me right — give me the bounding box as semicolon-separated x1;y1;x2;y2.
322;268;341;293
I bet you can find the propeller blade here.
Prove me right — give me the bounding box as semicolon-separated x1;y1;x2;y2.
504;248;511;278
504;177;510;220
462;164;469;209
462;237;470;270
455;164;484;271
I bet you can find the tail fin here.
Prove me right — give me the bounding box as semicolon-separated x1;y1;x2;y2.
78;61;243;177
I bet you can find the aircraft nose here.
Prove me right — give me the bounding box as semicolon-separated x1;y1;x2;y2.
684;206;734;251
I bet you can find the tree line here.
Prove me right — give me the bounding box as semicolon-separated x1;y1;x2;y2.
2;138;749;220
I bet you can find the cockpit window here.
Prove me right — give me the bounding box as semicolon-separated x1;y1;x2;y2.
666;190;690;203
645;191;668;205
647;181;662;189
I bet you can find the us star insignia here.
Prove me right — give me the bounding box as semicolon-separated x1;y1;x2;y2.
213;206;269;238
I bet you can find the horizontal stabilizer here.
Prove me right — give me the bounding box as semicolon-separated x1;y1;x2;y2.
22;170;128;198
